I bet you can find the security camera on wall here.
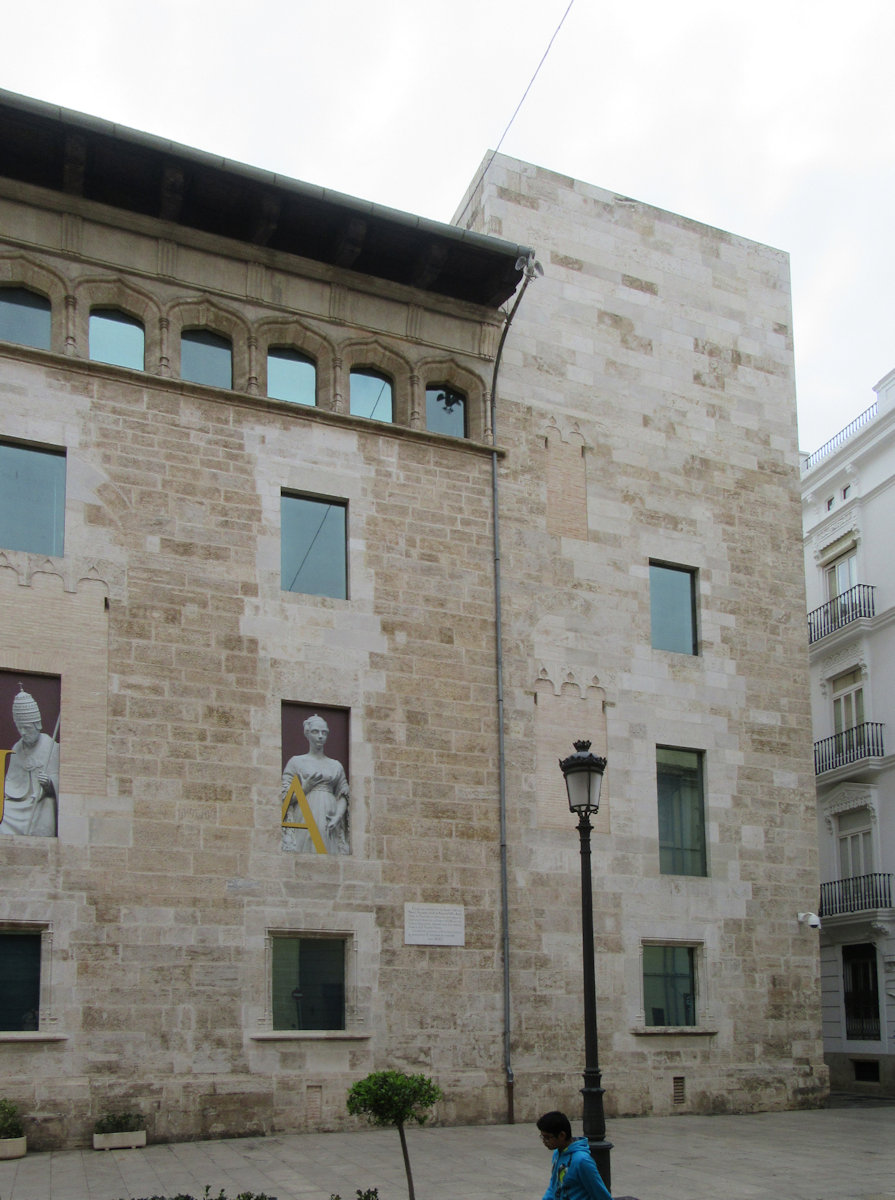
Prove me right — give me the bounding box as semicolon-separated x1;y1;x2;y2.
798;912;822;929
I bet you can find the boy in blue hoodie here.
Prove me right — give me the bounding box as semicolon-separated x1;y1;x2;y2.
537;1111;612;1200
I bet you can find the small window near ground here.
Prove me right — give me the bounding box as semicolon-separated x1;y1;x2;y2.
350;370;393;423
852;1059;880;1082
268;348;316;406
0;441;66;556
0;287;51;350
426;385;466;437
89;309;145;370
0;932;42;1031
181;329;232;389
281;493;347;599
643;944;696;1027
657;746;707;876
649;562;697;654
271;936;345;1030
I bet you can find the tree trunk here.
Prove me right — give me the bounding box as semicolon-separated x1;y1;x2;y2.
397;1120;415;1200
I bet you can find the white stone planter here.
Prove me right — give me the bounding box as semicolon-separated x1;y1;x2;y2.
93;1129;146;1151
0;1135;27;1159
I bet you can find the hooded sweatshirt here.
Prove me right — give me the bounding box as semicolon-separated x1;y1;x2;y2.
542;1136;612;1200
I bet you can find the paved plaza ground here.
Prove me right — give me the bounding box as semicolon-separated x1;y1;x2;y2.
1;1103;893;1200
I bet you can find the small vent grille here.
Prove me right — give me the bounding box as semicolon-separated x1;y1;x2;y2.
672;1076;686;1104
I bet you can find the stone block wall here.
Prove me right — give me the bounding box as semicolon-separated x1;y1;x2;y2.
0;149;827;1148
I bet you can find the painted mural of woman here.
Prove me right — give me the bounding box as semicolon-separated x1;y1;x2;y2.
281;713;349;854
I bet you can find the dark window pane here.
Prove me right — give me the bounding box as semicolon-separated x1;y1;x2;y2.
0;442;66;556
268;348;316;406
281;494;347;599
89;309;144;370
0;933;41;1031
0;287;51;350
181;329;232;388
426;385;466;437
643;945;695;1026
657;747;706;876
842;943;880;1040
650;563;697;654
271;937;345;1030
350;370;393;423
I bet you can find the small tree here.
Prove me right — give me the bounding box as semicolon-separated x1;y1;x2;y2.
346;1070;442;1200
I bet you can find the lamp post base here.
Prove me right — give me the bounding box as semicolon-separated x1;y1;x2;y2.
585;1137;613;1191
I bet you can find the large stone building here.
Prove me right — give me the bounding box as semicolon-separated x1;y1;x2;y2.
0;90;826;1149
801;372;895;1094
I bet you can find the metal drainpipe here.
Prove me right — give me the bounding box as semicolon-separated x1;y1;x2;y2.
489;253;540;1124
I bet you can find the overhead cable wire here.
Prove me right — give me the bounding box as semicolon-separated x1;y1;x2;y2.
455;0;576;231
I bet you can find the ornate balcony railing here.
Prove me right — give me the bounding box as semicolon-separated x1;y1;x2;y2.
820;873;893;917
801;402;878;471
814;722;885;773
807;584;875;643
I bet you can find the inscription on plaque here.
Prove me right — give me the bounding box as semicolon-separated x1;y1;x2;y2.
404;902;465;946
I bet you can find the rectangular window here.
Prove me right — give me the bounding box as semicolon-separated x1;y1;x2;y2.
181;329;232;389
0;287;51;350
426;385;466;438
649;562;697;654
643;944;696;1027
656;746;707;876
842;943;880;1041
0;932;41;1031
268;349;316;406
271;936;345;1030
89;309;144;370
281;493;347;599
838;810;873;878
0;441;66;556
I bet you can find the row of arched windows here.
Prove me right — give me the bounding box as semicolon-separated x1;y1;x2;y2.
0;284;476;440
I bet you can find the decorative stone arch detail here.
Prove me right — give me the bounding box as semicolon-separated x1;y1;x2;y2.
72;276;162;372
165;298;251;390
0;253;69;355
416;358;488;439
812;515;861;564
533;668;610;831
341;338;412;425
817;642;867;695
254;318;336;410
821;783;879;835
543;417;587;448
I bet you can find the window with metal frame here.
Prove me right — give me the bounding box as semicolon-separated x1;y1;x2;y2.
281;493;347;599
656;746;707;876
0;441;66;557
271;936;346;1031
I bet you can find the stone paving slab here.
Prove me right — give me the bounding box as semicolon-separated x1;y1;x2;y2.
0;1107;893;1200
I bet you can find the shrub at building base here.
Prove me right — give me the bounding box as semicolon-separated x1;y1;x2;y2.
346;1070;442;1200
94;1110;147;1150
0;1099;26;1159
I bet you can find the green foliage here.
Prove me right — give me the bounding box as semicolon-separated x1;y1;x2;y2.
0;1098;25;1139
331;1189;380;1200
95;1110;145;1134
346;1070;442;1129
118;1191;276;1200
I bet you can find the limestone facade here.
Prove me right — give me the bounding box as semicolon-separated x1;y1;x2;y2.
0;97;825;1149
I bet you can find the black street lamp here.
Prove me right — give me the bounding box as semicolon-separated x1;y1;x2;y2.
558;739;612;1190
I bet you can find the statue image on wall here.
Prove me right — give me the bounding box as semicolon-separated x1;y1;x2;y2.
281;709;349;855
0;674;61;838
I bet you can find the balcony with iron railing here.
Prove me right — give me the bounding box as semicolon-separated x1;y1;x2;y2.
814;722;885;774
807;584;875;644
801;402;878;472
819;872;893;917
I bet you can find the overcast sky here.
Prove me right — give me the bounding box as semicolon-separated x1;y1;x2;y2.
4;0;892;453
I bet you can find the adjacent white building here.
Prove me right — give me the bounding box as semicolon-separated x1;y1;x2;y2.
801;370;895;1094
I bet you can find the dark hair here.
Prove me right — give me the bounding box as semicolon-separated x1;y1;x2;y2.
536;1111;572;1139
